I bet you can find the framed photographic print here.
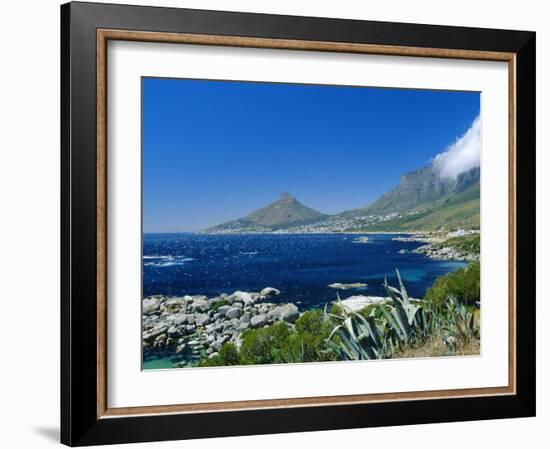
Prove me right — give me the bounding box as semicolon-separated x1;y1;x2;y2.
61;1;536;446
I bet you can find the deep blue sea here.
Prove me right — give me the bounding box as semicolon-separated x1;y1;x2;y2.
142;233;465;308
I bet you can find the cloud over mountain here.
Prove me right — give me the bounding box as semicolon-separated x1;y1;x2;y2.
433;115;481;179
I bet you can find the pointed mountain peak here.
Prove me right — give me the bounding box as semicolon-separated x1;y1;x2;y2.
278;192;295;202
204;192;325;232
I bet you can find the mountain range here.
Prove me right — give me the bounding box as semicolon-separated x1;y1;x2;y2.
204;165;480;234
346;166;479;216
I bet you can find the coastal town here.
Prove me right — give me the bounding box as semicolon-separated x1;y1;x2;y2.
205;209;423;234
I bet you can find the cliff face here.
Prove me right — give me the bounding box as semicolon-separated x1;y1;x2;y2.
348;166;480;216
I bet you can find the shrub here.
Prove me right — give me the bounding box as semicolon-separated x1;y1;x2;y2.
293;310;339;362
433;234;480;255
210;311;338;366
424;261;480;306
239;322;294;365
198;342;241;367
210;299;229;312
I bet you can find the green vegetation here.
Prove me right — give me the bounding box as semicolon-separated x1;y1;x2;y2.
359;184;480;232
432;234;480;255
350;166;480;217
199;310;337;367
326;271;432;360
327;269;479;360
424;261;480;306
198;342;241;367
199;267;480;367
210;299;229;312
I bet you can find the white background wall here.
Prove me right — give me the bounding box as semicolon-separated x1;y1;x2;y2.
0;0;545;447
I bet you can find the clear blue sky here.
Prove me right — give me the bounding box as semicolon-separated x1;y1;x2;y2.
142;77;479;232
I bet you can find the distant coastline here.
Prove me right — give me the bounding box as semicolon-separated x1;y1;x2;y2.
144;230;425;235
202;165;480;235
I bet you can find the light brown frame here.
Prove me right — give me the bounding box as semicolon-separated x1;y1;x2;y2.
96;29;516;419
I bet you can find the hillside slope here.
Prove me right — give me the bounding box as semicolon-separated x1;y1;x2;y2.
204;192;326;233
343;166;479;217
361;183;480;232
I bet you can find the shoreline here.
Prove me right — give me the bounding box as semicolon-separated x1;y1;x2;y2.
145;230;430;236
142;288;411;368
142;288;302;368
142;233;480;367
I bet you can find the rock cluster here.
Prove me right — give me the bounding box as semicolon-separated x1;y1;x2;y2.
328;282;367;290
391;235;433;243
338;295;388;313
413;244;479;262
142;287;300;366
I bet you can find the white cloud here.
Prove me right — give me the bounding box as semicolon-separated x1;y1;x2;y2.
432;115;481;179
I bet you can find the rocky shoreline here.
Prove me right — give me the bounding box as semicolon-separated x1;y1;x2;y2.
142;288;300;367
393;233;480;262
391;234;434;243
411;244;479;262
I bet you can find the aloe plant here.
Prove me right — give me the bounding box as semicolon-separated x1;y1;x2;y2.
439;295;478;344
324;295;392;360
326;268;480;360
380;269;434;346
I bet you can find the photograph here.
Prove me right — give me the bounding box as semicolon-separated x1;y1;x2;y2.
56;1;536;445
141;77;482;369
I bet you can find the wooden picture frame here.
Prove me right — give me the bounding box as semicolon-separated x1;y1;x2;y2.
61;1;535;446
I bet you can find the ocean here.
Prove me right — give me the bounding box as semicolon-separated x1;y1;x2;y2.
142;233;465;307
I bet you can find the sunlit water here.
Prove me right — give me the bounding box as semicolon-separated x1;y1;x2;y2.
143;233;465;308
142;233;466;368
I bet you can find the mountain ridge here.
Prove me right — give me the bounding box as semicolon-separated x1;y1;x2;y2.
203;166;480;234
341;166;480;217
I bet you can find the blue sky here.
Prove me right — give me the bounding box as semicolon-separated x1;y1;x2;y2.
142;77;479;232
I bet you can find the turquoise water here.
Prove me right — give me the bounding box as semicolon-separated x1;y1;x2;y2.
142;353;187;369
